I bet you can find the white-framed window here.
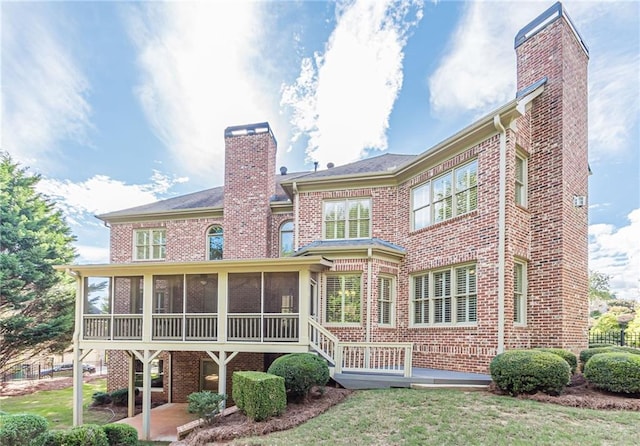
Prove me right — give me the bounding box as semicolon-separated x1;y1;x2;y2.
411;263;478;326
455;265;477;323
324;199;371;240
134;229;166;261
377;276;394;326
514;261;527;325
515;153;528;207
325;274;361;325
207;226;223;260
280;221;294;257
411;160;478;230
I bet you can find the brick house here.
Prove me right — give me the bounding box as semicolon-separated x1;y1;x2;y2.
59;2;588;439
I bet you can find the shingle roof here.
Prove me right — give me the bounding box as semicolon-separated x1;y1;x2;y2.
98;153;416;221
295;153;417;179
294;238;407;257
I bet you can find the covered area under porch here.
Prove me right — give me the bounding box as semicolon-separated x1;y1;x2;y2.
57;256;332;441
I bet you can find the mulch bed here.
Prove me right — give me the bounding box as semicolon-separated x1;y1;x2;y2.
181;387;353;446
490;373;640;411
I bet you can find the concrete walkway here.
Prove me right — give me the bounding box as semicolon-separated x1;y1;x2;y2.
116;403;192;442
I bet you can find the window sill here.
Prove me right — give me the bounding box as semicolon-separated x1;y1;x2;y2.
323;323;362;328
409;323;478;329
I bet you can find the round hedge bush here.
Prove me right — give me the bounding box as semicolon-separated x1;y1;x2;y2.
583;352;640;394
490;350;571;396
267;353;329;398
579;346;640;371
0;413;48;446
534;348;577;374
102;423;138;446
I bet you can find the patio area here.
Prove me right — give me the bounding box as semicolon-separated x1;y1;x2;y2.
116;403;192;441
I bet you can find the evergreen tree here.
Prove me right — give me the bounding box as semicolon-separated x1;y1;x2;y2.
0;153;77;370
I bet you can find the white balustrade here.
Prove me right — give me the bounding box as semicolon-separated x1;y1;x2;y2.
113;315;142;339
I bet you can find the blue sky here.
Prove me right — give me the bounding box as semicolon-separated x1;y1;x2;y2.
2;1;638;300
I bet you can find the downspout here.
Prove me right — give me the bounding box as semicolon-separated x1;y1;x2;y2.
493;115;507;354
366;248;373;343
293;182;299;251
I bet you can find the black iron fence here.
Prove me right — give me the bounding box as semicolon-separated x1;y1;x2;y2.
0;359;106;383
589;330;640;347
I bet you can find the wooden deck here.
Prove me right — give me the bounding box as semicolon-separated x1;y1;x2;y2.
332;367;491;390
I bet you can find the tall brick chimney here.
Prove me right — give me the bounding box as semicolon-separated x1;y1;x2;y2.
223;122;277;259
515;2;589;350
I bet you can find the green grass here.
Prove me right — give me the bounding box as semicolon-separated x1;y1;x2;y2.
235;388;640;446
0;379;113;430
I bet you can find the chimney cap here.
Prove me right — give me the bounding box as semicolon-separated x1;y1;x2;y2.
224;122;277;145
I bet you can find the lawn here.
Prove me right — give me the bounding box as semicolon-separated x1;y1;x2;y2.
0;379;113;430
234;388;640;446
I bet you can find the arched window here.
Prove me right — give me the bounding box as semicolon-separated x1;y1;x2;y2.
280;221;294;257
207;226;223;260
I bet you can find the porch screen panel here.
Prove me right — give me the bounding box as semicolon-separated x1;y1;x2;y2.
84;277;112;314
186;274;218;313
113;276;143;314
153;275;184;313
228;273;261;313
263;272;299;313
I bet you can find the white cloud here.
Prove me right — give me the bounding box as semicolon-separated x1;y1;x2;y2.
589;209;640;301
281;0;424;167
428;2;538;116
428;1;639;161
123;2;277;181
0;4;92;168
37;171;188;225
75;245;110;265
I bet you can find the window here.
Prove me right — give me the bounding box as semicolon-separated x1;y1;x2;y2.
515;153;527;207
411;160;478;230
207;226;223;260
514;261;527;324
280;221;294;256
325;274;361;324
324;199;370;239
134;229;166;260
411;264;478;326
378;277;394;326
455;265;477;323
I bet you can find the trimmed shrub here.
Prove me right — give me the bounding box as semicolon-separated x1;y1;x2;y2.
187;391;227;425
232;371;286;422
534;348;578;374
92;391;112;406
109;388;139;406
267;353;330;399
490;350;571;396
579;346;640;371
584;352;640;394
102;423;138;446
0;413;48;446
41;425;108;446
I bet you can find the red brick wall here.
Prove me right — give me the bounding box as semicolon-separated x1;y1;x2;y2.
223;129;277;259
515;15;589;353
110;218;222;263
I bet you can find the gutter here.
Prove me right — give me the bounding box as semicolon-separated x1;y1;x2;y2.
493;115;507;354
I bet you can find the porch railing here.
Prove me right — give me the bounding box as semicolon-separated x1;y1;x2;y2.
308;319;412;377
227;313;299;342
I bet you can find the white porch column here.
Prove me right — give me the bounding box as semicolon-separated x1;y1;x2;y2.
72;347;83;426
218;272;228;342
218;351;227;405
142;350;152;441
127;352;136;418
72;274;83;426
142;275;154;342
298;269;310;345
